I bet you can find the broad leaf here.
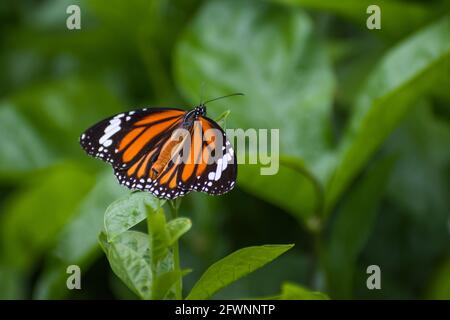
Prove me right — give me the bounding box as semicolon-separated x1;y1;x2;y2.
326;15;450;213
99;231;152;299
186;244;294;300
105;192;162;241
175;0;335;219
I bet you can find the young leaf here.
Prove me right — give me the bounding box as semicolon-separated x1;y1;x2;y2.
146;208;179;299
279;282;329;300
152;269;191;300
99;231;152;299
147;208;171;266
166;217;192;246
326;15;450;213
186;244;294;300
214;109;230;124
104;192;163;241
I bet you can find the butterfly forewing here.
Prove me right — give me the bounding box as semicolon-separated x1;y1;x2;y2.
80;108;183;167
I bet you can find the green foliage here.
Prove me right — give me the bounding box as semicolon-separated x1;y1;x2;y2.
324;157;394;298
104;192;162;241
272;0;437;39
0;78;123;178
326;15;450;213
428;257;450;299
0;0;449;300
33;171;127;299
175;0;335;224
100;231;153;299
187;244;294;300
279;282;329;300
0;163;94;271
99;192;295;300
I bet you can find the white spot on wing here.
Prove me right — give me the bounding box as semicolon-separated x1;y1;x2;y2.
214;159;222;181
99;118;121;147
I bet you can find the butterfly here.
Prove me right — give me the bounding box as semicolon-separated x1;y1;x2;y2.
79;94;242;199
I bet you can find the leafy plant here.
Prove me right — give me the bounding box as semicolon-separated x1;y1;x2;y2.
0;0;449;300
98;192;319;300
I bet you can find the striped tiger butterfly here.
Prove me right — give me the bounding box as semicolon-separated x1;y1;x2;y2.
79;93;242;199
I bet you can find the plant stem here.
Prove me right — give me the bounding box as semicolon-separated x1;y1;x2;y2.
169;199;182;300
146;207;156;298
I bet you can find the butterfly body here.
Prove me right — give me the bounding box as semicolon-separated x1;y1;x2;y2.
80;104;237;199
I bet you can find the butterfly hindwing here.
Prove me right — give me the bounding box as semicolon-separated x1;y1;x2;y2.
190;116;237;195
143;116;236;198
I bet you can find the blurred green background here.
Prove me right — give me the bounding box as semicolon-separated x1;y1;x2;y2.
0;0;449;299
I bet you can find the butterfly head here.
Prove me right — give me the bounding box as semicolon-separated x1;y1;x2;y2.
193;105;207;118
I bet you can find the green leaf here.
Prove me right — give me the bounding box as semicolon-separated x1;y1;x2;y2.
175;0;334;164
324;157;394;298
214;109;231;127
102;196;179;300
385;103;450;218
279;282;329;300
147;208;171;266
33;170;128;299
146;207;177;298
152;269;191;300
0;163;94;271
186;244;294;300
175;0;335;218
166;217;192;246
99;231;152;299
272;0;437;39
0;104;52;176
238;160;322;225
0;78;123;178
325;15;450;213
104;192;162;241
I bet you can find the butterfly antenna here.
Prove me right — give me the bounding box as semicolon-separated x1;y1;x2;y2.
199;82;206;105
203;93;244;105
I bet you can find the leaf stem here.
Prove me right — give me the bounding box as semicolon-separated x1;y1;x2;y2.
146;204;157;299
169;199;183;299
